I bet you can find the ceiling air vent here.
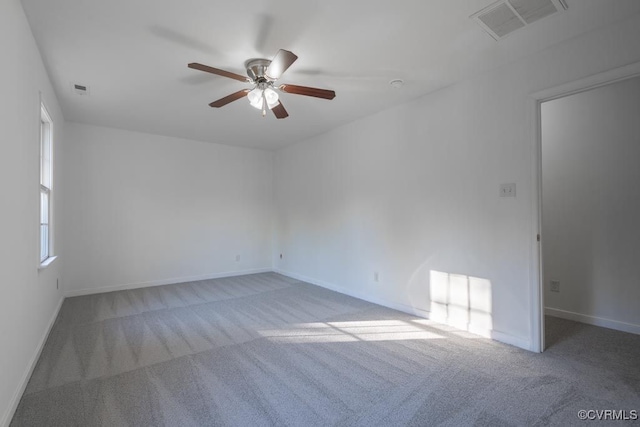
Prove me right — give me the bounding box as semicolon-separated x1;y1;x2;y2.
72;83;90;95
471;0;567;40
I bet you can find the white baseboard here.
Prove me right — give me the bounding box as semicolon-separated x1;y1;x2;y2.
545;307;640;335
1;296;64;427
274;269;530;350
65;268;272;297
490;329;532;350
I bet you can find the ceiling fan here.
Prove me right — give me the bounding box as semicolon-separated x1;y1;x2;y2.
188;49;336;119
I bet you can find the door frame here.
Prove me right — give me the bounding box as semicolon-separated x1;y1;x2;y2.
529;61;640;353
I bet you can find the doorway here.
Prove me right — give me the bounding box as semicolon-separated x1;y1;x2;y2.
535;66;640;351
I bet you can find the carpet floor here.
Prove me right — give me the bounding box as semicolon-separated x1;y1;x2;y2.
10;272;640;426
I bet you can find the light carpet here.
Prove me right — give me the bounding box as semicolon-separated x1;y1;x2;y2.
11;272;640;426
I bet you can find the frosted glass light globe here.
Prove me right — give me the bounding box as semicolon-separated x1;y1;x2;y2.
248;88;263;109
264;88;279;108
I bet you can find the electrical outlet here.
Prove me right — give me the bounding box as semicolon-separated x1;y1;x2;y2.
373;272;380;283
550;280;560;292
500;183;516;197
235;255;241;262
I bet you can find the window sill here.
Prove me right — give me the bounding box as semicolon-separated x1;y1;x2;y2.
38;255;58;271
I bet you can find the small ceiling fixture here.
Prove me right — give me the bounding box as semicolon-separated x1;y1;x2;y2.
188;49;336;119
389;79;404;89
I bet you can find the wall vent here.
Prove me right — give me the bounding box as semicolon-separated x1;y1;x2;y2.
72;83;90;95
471;0;567;40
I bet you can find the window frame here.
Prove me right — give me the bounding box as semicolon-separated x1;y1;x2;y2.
39;102;54;267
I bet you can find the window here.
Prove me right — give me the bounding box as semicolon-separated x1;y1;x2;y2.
40;104;52;263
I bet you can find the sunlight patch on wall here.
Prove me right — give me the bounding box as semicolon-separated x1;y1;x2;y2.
429;270;493;335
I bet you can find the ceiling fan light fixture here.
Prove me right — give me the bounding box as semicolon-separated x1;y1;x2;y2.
264;88;279;108
248;87;264;109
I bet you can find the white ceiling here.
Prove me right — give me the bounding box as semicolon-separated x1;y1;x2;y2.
20;0;640;150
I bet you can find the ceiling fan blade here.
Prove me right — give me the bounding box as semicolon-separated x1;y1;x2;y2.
188;63;249;82
209;89;250;108
271;101;289;119
279;84;336;100
265;49;298;80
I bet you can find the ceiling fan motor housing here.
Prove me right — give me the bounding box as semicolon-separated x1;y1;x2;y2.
245;58;272;82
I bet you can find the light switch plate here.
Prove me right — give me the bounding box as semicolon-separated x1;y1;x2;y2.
500;183;516;197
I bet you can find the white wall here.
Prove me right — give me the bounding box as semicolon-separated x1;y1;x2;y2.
62;123;273;295
274;12;640;350
542;76;640;333
0;0;65;425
